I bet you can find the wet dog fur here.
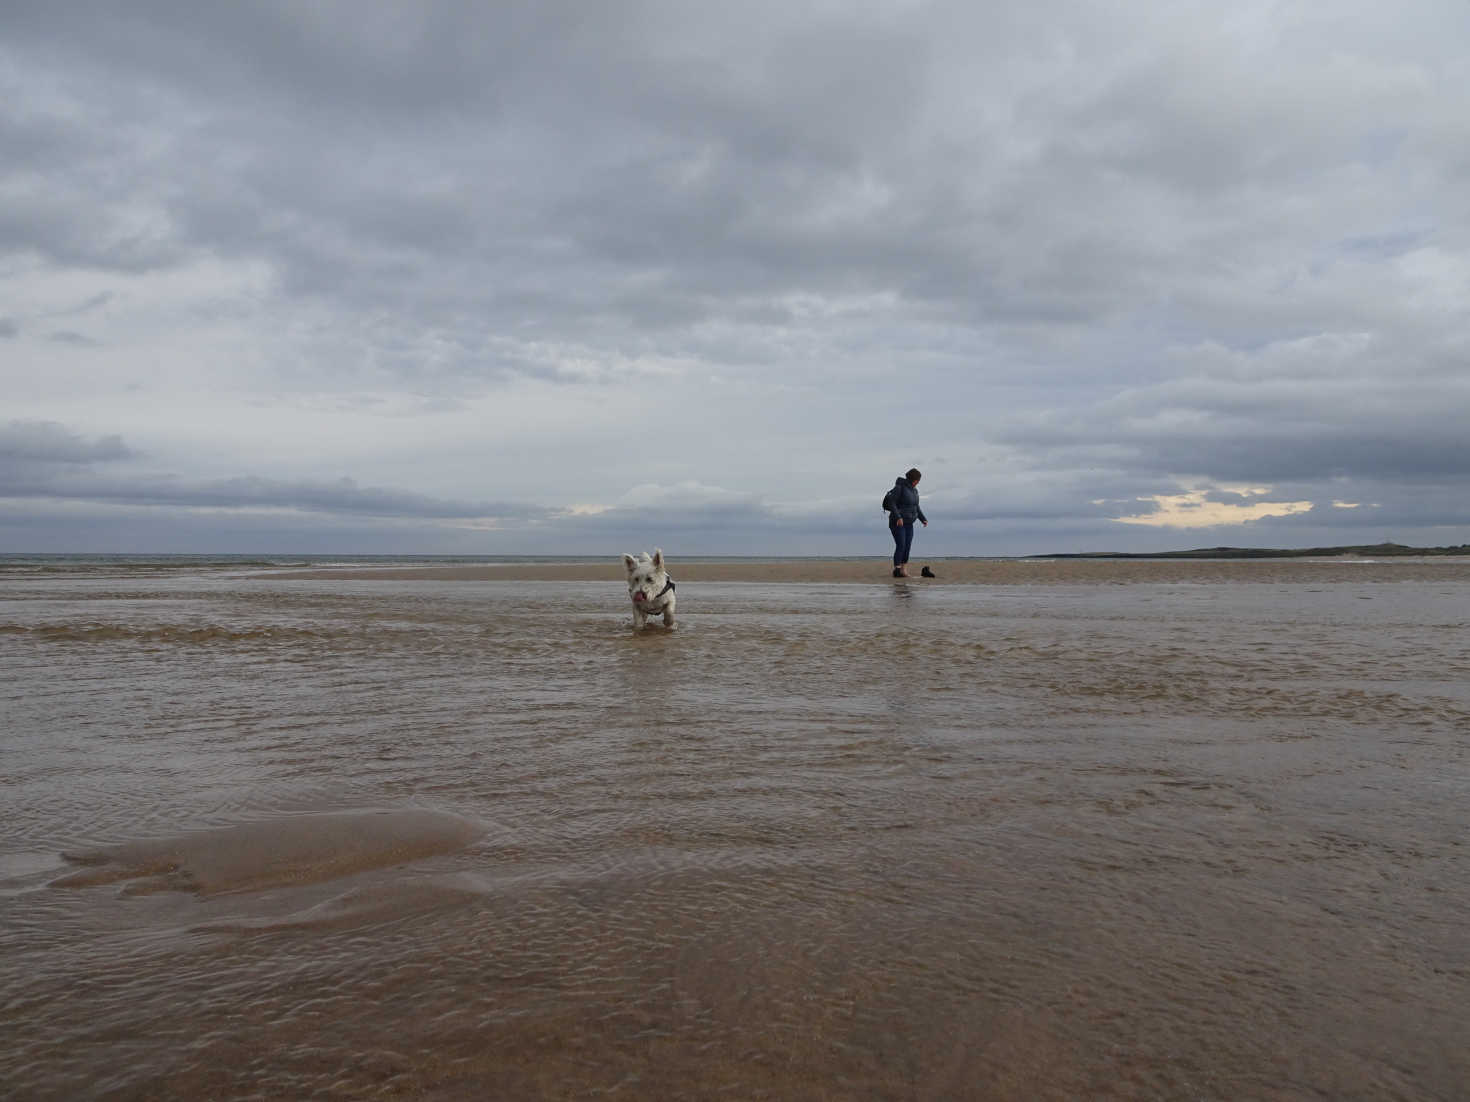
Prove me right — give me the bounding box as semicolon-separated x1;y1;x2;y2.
621;548;676;629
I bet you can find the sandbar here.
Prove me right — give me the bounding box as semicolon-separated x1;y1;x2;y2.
52;809;483;896
264;557;1470;586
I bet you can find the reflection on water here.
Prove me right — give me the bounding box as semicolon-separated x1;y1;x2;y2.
2;567;1469;1099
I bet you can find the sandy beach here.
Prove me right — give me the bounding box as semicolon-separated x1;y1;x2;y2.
271;555;1470;586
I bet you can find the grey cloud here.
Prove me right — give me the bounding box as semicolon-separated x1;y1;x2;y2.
2;471;543;522
4;2;499;119
47;330;98;346
583;501;773;534
2;2;1419;354
54;292;114;318
992;355;1470;484
162;476;541;519
6;2;938;333
0;423;539;519
0;319;16;338
0;421;135;464
1017;427;1470;485
0;502;486;557
1285;483;1470;531
0;194;187;274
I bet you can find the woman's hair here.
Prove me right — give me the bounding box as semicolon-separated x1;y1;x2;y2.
905;468;922;482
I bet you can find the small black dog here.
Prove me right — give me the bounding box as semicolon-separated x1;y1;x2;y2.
921;566;936;578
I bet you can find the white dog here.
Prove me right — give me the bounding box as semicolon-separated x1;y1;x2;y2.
621;548;676;629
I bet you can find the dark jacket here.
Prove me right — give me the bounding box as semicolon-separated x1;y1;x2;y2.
888;477;926;525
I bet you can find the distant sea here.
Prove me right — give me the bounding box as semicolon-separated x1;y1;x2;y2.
0;552;903;575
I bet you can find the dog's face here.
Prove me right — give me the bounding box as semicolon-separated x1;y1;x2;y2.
621;548;668;606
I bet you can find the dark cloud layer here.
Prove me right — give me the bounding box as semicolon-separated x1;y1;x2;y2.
1;421;135;465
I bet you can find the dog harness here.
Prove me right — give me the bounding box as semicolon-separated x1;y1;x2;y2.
654;576;675;601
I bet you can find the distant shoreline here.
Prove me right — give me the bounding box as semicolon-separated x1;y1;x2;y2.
1034;542;1470;560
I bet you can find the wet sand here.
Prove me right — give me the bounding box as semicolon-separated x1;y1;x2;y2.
5;561;1469;1099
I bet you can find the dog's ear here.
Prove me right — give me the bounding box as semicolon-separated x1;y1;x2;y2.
621;553;637;573
651;548;664;570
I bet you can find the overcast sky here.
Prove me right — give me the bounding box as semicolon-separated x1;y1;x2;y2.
4;0;1469;557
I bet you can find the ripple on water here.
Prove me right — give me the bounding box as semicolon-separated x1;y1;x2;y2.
2;572;1468;1098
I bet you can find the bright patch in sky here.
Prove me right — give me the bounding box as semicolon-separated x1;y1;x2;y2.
1114;487;1316;529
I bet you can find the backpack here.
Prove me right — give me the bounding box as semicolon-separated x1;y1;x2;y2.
881;489;894;512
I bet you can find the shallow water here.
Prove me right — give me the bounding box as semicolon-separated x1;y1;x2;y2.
2;564;1468;1099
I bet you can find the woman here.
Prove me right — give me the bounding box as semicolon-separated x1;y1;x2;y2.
886;468;927;577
